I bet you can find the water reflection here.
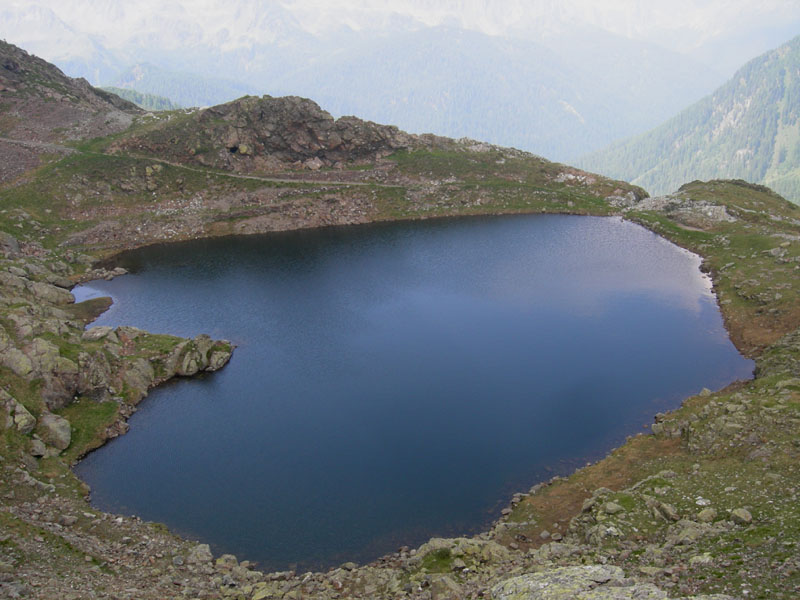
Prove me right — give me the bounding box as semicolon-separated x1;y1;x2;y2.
73;214;752;571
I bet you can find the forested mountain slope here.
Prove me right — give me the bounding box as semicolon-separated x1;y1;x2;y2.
580;35;800;202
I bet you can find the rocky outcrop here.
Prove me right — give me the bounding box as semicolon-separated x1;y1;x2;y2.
491;566;734;600
113;95;417;172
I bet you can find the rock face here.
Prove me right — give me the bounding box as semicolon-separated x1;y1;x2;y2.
113;95;417;172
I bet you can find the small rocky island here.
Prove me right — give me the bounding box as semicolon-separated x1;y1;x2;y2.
1;40;799;599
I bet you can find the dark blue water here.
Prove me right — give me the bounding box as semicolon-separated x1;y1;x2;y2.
72;215;753;571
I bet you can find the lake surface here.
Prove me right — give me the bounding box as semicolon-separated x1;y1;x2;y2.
73;215;753;571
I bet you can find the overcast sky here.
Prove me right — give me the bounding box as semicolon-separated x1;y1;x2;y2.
2;1;798;161
3;0;799;62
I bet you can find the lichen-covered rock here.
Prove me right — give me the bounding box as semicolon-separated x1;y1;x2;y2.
177;344;203;376
429;574;463;600
122;357;155;402
414;537;511;567
667;520;711;546
82;326;118;343
115;326;147;343
0;230;20;257
491;565;734;599
1;347;33;377
187;543;213;564
0;271;27;291
731;508;753;525
12;401;36;434
696;508;717;523
24;337;61;374
492;565;643;599
77;350;113;400
37;412;71;450
27;280;74;305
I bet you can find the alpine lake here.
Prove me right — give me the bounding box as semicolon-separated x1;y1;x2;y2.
72;214;754;572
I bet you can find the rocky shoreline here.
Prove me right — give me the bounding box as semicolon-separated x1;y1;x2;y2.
2;181;799;598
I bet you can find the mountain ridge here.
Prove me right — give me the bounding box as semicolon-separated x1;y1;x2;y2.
579;34;800;202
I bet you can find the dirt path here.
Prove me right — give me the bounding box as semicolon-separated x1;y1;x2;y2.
0;136;77;154
126;154;404;188
0;136;402;188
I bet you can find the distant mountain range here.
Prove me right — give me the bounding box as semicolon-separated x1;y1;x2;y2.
100;86;181;111
61;24;724;162
106;64;259;109
0;0;743;162
579;35;800;202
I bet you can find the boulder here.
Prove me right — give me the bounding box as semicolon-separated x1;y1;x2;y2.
491;565;661;599
731;508;753;525
82;326;118;343
206;349;231;371
187;543;213;564
30;437;46;457
697;508;717;523
215;554;238;570
430;575;463;600
668;520;709;546
24;337;62;374
1;347;33;377
122;358;155;401
37;412;71;450
0;271;27;291
12;401;36;434
0;231;20;257
27;281;74;305
177;345;203;376
77;351;113;401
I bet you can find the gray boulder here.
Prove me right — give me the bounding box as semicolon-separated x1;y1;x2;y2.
27;281;74;305
0;230;20;257
82;326;118;343
12;401;36;435
491;565;736;599
1;347;33;377
37;413;71;450
187;543;213;564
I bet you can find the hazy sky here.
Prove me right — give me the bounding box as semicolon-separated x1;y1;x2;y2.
4;0;799;61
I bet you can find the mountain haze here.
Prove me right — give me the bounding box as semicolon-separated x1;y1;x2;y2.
580;35;800;202
0;0;737;161
100;86;181;111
